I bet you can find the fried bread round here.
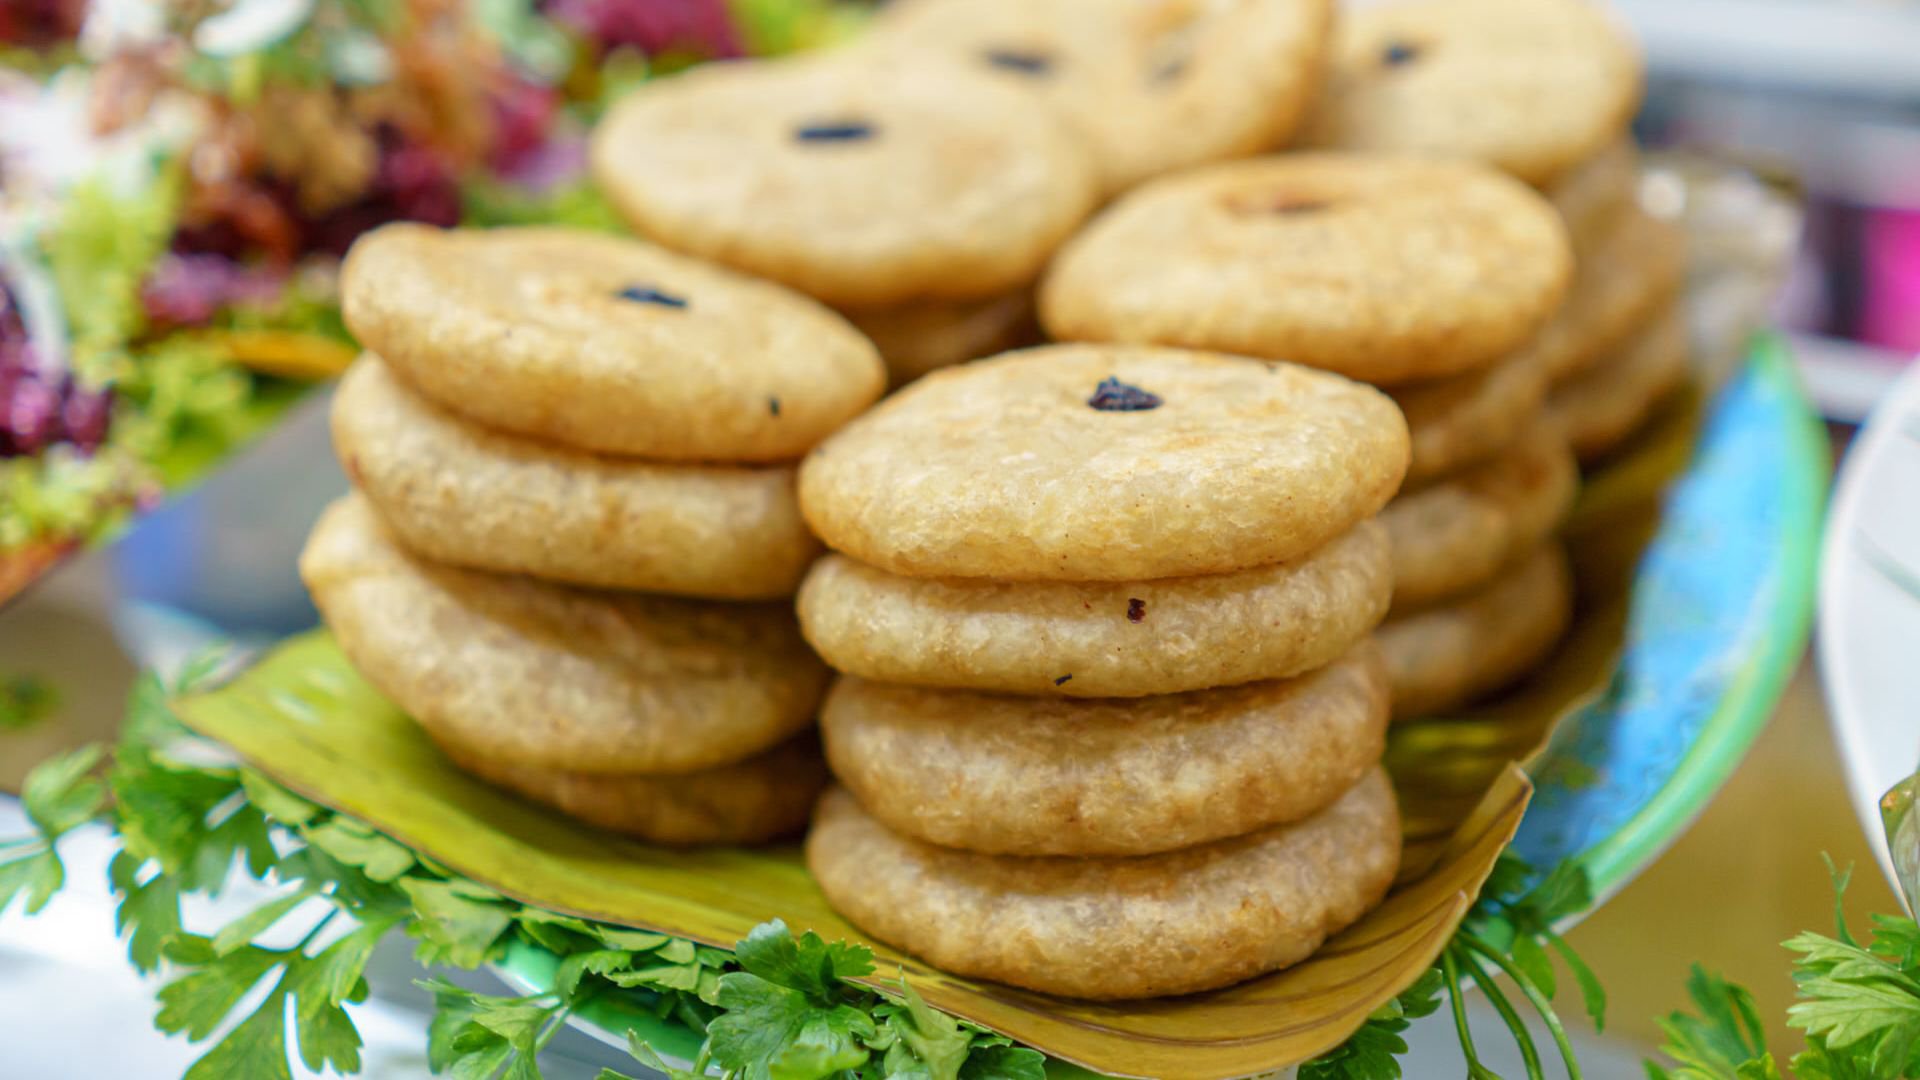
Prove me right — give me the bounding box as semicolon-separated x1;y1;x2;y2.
300;496;829;774
1383;423;1577;612
1306;0;1642;186
334;357;818;600
866;0;1332;196
592;56;1098;308
806;769;1400;999
1379;543;1573;720
820;643;1389;856
798;344;1408;581
1040;154;1572;383
797;522;1388;697
439;736;827;846
341;225;883;462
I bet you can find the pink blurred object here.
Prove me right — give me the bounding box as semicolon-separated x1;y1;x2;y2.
141;254;289;328
1861;207;1920;361
543;0;744;58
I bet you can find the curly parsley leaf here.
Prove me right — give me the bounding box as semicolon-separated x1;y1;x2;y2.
419;980;563;1080
110;849;185;973
1646;966;1782;1080
0;743;109;917
304;817;417;883
154;936;286;1041
179;982;294;1080
734;918;877;1000
1301;856;1606;1080
0;850;64;918
1647;859;1920;1080
875;978;972;1080
1299;968;1446;1080
21;743;107;837
397;876;514;968
1784;929;1920;1076
958;1043;1048;1080
707;970;875;1079
210;890;316;955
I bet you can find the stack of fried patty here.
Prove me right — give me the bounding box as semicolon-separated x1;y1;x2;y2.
299;225;886;844
793;344;1410;999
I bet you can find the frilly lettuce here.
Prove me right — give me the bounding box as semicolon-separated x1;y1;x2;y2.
45;169;182;385
728;0;869;56
460;174;625;233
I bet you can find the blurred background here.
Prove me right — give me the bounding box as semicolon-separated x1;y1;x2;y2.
2;0;1918;1076
1625;0;1919;422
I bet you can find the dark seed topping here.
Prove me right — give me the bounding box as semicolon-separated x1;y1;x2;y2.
1087;376;1164;412
1382;40;1421;66
983;48;1052;76
795;121;875;143
617;285;688;308
1227;191;1332;216
1054;674;1073;686
1150;56;1189;83
768;396;781;417
1127;598;1147;623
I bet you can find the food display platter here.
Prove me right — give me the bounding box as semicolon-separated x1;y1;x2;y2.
167;356;1820;1074
141;153;1823;1078
474;332;1825;1075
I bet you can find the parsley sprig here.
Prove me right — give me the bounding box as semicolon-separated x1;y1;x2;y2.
1300;855;1608;1080
1648;859;1920;1080
1;653;1615;1080
0;660;1047;1080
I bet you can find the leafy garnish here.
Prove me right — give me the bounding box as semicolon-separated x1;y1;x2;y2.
1300;853;1606;1080
1299;969;1444;1080
1646;859;1920;1080
45;173;183;385
0;662;1055;1080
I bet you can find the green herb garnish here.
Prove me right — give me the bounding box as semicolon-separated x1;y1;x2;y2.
0;658;1048;1080
1647;858;1920;1079
1301;854;1607;1080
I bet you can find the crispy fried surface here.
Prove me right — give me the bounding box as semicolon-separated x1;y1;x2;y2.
1392;347;1550;485
799;345;1408;581
1533;206;1687;381
820;643;1389;856
1549;303;1690;463
1306;0;1642;186
1380;542;1573;720
1383;422;1577;612
334;357;819;600
436;735;827;846
1548;138;1641;248
592;56;1097;308
300;497;829;774
341;224;883;462
841;291;1038;387
798;523;1388;697
866;0;1332;196
1040;154;1572;383
806;770;1400;1000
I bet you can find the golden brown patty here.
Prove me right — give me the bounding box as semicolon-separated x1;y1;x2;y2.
806;769;1400;1000
819;642;1389;856
1379;543;1573;720
438;735;827;846
300;496;829;774
796;522;1389;698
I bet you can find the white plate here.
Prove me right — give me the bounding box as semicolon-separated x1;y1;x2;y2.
1819;358;1920;893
